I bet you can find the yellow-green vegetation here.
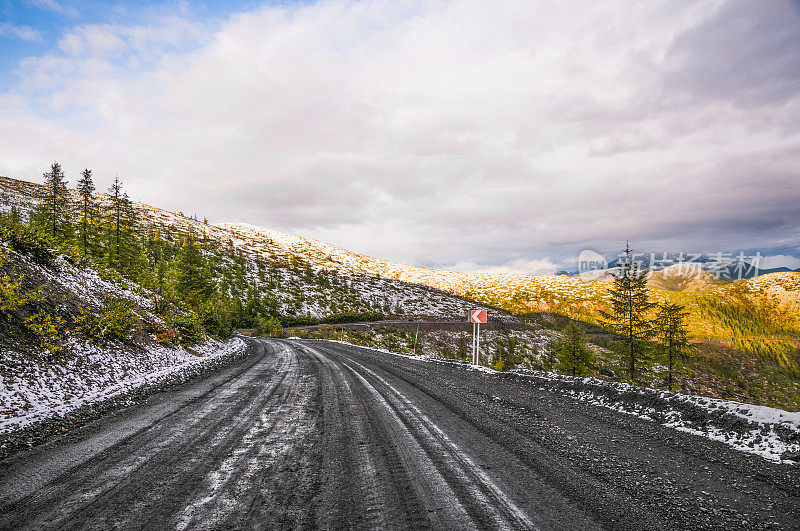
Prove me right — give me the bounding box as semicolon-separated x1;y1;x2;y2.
256;315;282;336
97;296;137;341
453;270;799;356
73;303;101;341
0;250;44;313
493;336;520;372
509;273;800;410
23;312;64;354
0;248;65;354
682;341;800;412
653;303;691;392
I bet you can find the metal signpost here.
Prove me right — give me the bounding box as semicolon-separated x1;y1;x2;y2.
469;310;487;364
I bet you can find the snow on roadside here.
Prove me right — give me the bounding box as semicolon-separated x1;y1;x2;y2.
524;371;800;464
316;339;800;464
0;337;246;435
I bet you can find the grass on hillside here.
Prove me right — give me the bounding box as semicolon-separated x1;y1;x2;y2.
524;310;800;411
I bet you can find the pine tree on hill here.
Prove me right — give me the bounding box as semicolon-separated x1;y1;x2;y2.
106;174;123;269
456;333;468;360
76;168;96;257
144;226;162;268
176;233;215;308
121;192;135;230
654;303;691;391
118;191;144;277
600;243;656;380
556;322;593;376
41;162;69;238
493;336;519;371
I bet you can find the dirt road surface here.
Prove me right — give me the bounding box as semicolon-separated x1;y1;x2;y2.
1;338;797;530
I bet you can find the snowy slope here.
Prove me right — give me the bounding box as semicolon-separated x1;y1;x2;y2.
0;175;503;321
0;243;249;439
218;222;612;315
0;338;246;434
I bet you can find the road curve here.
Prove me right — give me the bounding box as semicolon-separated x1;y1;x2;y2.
1;338;798;530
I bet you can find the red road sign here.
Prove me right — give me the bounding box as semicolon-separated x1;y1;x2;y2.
469;310;487;323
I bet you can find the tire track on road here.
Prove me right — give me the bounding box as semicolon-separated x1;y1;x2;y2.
308;341;536;530
346;357;535;529
175;341;318;530
1;340;300;530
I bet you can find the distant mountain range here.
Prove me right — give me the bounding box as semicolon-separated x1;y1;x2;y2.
561;252;799;280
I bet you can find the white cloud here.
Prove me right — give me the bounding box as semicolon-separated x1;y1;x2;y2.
1;0;799;268
25;0;79;17
56;18;205;57
0;23;43;42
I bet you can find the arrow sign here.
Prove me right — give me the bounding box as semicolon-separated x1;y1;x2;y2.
470;310;487;323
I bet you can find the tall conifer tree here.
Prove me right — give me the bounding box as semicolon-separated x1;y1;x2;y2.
42;162;69;238
556;322;594;376
654;303;690;391
76;168;96;257
600;243;656;379
107;174;123;269
118;191;142;276
176;233;215;308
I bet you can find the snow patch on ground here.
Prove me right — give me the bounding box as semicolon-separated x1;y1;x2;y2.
0;337;246;434
510;369;800;464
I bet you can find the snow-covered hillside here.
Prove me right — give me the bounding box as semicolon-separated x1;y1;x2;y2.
218;222;612;316
0;241;248;452
0;175;504;321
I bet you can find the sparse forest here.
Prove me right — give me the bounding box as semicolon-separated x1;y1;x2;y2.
0;163;389;350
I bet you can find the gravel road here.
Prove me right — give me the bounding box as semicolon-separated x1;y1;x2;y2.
1;338;797;530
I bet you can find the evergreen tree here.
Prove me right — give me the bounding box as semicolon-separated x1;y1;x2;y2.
76;168;96;257
243;287;262;327
154;258;168;314
106;174;123;269
118;191;143;276
41;162;69;238
654;303;691;391
600;243;656;379
493;338;507;371
493;336;519;371
175;233;215;308
120;192;135;231
145;227;163;268
556;322;593;376
456;333;468;360
543;341;557;371
199;293;234;338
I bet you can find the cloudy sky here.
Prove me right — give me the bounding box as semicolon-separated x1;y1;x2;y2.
1;0;799;273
